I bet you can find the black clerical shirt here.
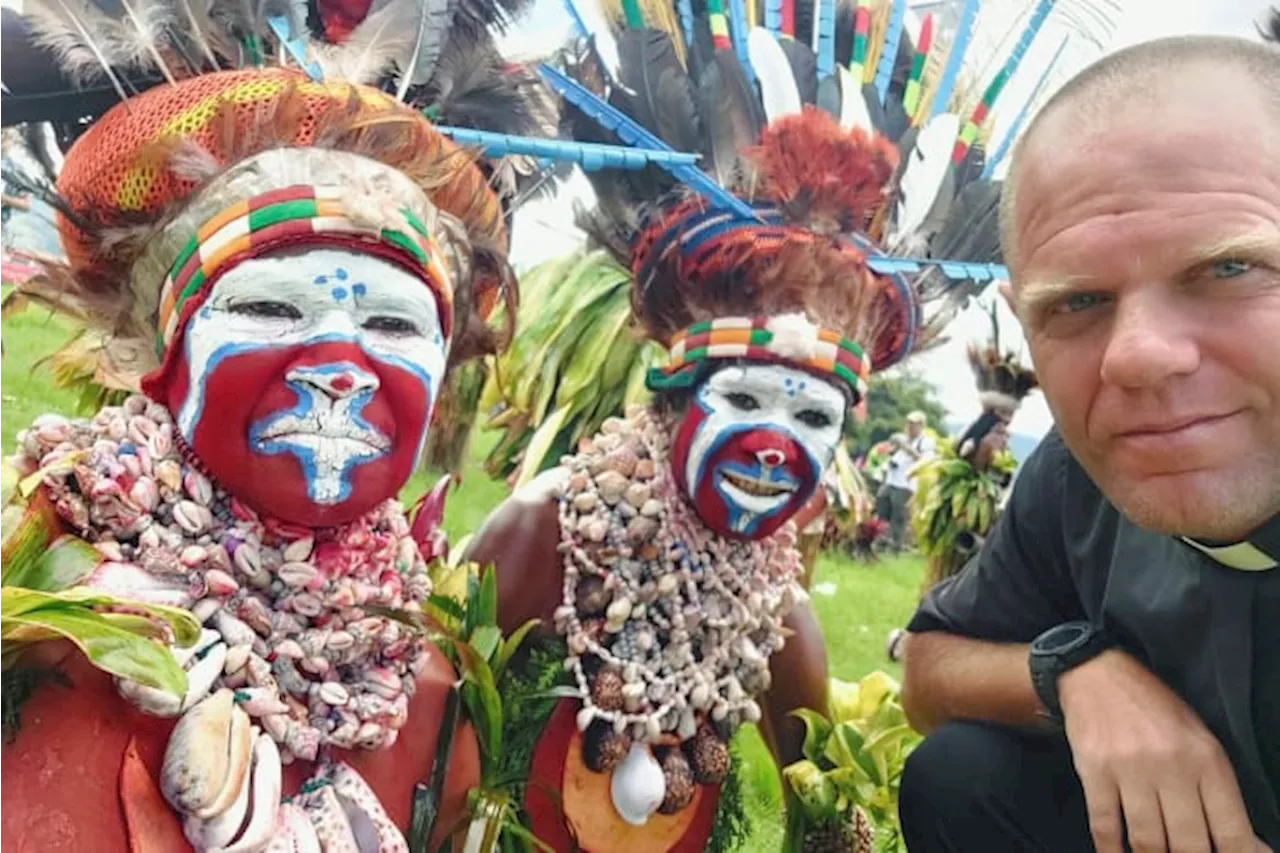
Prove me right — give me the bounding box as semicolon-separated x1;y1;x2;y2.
908;429;1280;844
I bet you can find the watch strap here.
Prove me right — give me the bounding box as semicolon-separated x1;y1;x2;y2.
1029;621;1113;724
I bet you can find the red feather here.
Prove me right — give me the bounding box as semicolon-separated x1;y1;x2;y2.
746;106;898;234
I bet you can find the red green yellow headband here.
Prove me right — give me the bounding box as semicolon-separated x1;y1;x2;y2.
647;314;872;404
155;184;453;356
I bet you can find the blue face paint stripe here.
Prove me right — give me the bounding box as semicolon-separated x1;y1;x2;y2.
687;391;829;531
248;365;388;504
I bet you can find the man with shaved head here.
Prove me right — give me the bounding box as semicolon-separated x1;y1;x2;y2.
898;28;1280;853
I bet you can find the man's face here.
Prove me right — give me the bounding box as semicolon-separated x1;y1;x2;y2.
906;418;924;438
669;363;847;540
1010;70;1280;540
154;248;448;526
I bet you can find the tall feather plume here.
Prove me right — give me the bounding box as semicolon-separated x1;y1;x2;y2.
696;50;763;189
100;0;178;83
615;27;702;153
776;36;818;104
451;0;535;36
173;0;224;69
0;161;97;234
424;31;541;137
24;0;139;97
394;0;457;100
599;0;688;64
832;0;853;66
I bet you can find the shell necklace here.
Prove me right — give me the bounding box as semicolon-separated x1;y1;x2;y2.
15;396;437;851
552;406;806;821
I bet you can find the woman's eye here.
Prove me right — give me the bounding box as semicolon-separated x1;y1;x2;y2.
228;300;301;320
796;410;833;429
363;316;421;335
1209;259;1253;279
725;392;760;412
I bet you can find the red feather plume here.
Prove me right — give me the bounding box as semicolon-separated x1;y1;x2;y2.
746;106;899;235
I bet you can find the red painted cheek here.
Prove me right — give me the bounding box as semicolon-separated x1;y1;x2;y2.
145;341;431;527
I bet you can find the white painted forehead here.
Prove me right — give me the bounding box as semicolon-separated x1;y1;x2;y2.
702;362;849;405
210;248;440;311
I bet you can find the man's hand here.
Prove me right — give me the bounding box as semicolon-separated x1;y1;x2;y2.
1059;649;1269;853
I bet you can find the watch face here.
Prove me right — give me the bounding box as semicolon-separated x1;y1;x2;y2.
1035;622;1093;655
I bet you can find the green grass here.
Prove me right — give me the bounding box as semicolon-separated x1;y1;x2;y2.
0;302;925;851
1;303;87;451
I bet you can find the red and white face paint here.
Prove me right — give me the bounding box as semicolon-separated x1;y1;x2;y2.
143;248;448;527
669;363;847;540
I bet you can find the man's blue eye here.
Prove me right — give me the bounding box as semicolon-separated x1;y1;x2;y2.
1058;292;1107;314
1210;259;1252;279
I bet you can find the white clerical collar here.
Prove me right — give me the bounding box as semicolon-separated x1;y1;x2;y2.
1180;539;1276;571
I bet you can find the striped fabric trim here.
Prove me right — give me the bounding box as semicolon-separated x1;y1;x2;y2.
155;185;452;355
647;315;872;404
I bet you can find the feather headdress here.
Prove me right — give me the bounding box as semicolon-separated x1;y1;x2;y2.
4;0;562;384
966;300;1038;416
547;0;1118;404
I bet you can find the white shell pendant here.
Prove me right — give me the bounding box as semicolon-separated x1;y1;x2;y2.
609;743;666;826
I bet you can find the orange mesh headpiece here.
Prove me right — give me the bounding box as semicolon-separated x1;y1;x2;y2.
55;68;509;363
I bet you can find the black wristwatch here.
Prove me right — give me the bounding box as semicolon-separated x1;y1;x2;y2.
1029;621;1113;724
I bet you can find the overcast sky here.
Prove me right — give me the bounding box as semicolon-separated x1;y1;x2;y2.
501;0;1273;438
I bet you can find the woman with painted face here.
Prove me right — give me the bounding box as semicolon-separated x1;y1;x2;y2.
462;0;1019;844
0;2;557;849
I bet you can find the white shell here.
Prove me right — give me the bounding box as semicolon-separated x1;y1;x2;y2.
609;744;665;827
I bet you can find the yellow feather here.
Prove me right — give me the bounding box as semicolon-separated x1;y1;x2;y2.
911;30;948;123
596;0;687;66
640;0;687;64
863;0;891;85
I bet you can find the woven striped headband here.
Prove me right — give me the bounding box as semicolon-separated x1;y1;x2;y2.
154;185;454;356
647;314;872;404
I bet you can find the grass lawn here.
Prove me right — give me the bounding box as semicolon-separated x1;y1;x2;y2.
1;302;926;851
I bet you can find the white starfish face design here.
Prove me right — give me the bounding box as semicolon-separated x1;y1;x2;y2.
166;248;449;521
249;363;392;503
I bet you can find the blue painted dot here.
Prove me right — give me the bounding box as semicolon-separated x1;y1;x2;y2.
331;287;348;301
352;283;368;297
432;332;443;346
199;306;212;319
313;275;327;285
334;268;349;280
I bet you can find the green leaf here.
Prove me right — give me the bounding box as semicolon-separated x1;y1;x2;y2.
464;566;482;637
864;723;915;760
781;760;838;821
427;592;466;625
3;587;201;649
6;535;101;592
5;608;187;696
790;707;834;765
1;461;19;507
493;618;541;682
515;684;583;704
1;505;57;589
476;565;499;630
469;625;502;663
513;405;572;490
825;765;877;805
451;639;503;762
823;721;865;770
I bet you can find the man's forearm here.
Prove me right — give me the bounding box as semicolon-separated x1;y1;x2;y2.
901;631;1048;733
